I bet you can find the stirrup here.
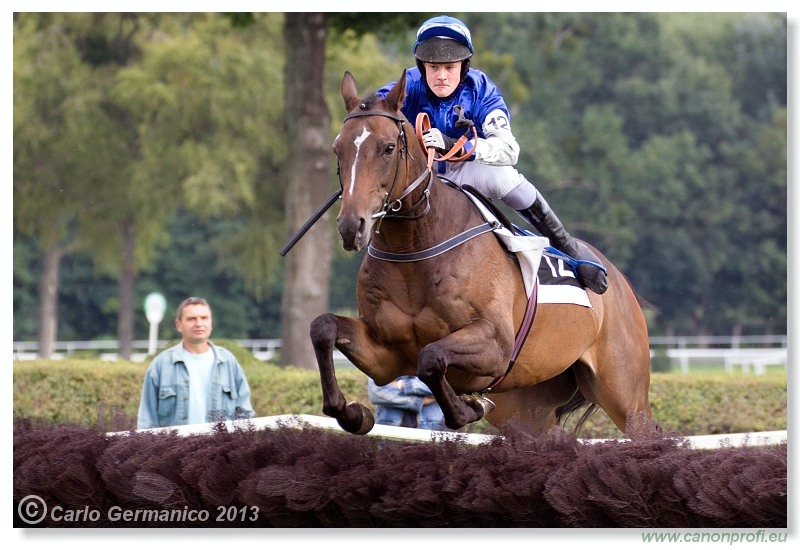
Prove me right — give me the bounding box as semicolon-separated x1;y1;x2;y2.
545;246;608;276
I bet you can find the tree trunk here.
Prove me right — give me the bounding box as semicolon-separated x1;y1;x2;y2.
117;220;137;360
37;245;65;358
280;13;333;369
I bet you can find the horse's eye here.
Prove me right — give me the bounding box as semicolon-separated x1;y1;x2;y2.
384;143;396;155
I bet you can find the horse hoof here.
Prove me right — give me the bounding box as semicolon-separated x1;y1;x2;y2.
336;401;375;435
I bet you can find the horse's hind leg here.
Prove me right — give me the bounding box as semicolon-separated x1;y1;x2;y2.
572;359;654;435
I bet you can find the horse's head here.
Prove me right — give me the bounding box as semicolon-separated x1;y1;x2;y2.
333;70;416;251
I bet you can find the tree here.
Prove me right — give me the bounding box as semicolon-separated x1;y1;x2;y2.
14;14;102;356
14;13;786;346
14;13;290;357
467;13;786;335
110;13;287;356
278;13;421;368
279;13;334;369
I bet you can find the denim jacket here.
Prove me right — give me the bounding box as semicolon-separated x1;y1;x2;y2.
367;376;447;430
137;341;254;429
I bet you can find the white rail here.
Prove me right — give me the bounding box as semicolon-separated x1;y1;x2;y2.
15;338;788;374
664;347;788;374
108;414;787;450
12;339;283;362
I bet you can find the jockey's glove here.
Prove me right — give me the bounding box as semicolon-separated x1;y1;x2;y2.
422;128;459;154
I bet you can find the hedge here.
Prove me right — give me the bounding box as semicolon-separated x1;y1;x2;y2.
13;340;787;439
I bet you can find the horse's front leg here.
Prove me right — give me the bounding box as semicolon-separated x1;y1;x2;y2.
417;319;511;430
310;312;407;435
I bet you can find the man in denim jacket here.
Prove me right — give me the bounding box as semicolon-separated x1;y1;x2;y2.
137;297;254;429
367;375;447;430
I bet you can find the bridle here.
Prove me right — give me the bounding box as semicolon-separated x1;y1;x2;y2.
340;106;435;223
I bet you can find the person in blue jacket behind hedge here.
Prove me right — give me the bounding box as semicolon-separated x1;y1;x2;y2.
367;375;447;430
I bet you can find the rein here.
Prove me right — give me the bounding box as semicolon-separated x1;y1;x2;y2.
415;112;478;169
343;108;495;262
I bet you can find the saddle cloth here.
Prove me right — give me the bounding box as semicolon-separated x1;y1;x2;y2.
463;191;592;308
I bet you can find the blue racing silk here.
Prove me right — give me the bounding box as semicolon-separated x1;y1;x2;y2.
377;66;510;147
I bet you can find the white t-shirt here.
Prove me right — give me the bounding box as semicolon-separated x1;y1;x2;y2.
183;348;214;424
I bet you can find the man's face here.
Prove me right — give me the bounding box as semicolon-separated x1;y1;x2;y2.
424;61;461;98
175;303;213;345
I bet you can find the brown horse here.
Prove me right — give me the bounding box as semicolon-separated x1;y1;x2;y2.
310;70;654;435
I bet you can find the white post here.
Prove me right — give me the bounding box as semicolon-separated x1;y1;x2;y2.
144;293;167;357
148;321;159;356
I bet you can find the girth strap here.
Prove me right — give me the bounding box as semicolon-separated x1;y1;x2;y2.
481;276;539;393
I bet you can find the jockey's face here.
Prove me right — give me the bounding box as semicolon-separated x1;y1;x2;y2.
423;62;461;98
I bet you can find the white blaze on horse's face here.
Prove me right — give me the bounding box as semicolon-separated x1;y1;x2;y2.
334;121;382;252
349;126;371;196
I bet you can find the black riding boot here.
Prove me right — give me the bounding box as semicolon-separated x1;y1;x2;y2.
518;193;609;294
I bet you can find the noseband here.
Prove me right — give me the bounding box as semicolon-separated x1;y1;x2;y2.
340;106;434;222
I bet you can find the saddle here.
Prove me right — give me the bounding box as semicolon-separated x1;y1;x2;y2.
454;182;591;306
456;183;589;276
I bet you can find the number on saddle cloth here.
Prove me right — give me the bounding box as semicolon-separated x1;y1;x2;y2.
511;223;607;278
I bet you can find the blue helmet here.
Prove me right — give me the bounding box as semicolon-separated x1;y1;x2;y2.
413;15;474;64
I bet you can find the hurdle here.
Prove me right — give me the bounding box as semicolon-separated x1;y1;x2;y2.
108;414;787;450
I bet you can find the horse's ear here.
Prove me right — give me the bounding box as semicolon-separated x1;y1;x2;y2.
384;69;407;114
341;71;361;113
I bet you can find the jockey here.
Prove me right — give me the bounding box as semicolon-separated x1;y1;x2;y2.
377;15;608;294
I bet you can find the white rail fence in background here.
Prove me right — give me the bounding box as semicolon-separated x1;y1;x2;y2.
14;335;789;374
662;347;788;375
12;339;283;363
648;335;788;374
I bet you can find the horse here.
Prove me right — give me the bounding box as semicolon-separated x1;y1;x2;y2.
310;69;654;436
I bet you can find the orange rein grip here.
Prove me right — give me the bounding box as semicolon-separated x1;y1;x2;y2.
415;112;477;169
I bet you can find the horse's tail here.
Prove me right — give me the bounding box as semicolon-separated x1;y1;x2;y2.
555;390;599;434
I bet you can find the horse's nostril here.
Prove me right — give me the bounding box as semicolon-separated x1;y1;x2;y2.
337;213;371;251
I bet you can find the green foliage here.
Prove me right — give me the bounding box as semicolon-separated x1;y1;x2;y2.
14;360;148;428
14;355;786;441
572;371;787;439
13;13;787;341
463;12;787;336
649;350;672;373
649;371;787;435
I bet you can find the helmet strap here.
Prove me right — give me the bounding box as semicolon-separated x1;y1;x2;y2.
460;58;470;83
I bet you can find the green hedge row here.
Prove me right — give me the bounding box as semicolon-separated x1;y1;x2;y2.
13;340;787;439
